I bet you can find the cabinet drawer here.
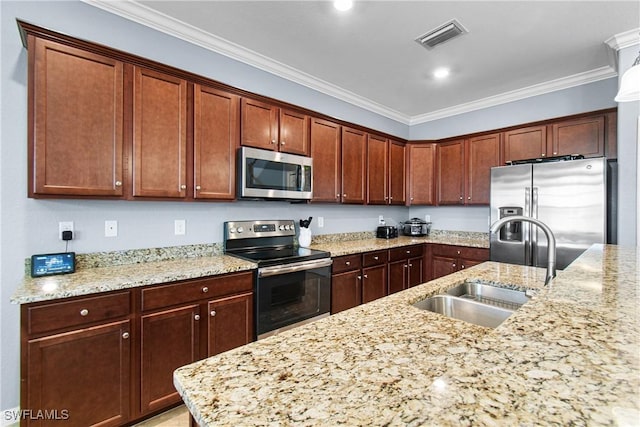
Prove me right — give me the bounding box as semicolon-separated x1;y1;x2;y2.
362;250;388;267
332;254;362;274
431;244;464;258
389;245;424;262
142;271;253;312
27;291;130;335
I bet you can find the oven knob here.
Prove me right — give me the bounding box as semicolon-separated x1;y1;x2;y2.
279;225;285;231
229;227;236;234
237;227;244;233
285;225;291;230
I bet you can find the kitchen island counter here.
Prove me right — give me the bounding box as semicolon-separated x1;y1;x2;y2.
174;244;639;426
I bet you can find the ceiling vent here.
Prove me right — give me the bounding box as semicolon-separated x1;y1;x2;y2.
415;19;468;50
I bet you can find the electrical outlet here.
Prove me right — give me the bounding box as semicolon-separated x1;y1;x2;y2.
58;221;74;240
105;220;118;237
425;215;431;223
317;217;324;228
174;219;186;235
378;215;385;225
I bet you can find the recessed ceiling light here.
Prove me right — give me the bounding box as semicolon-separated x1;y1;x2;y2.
334;0;353;12
433;68;450;79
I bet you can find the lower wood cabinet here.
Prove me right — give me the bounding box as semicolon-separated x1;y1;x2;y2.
331;250;388;314
430;244;489;280
388;245;424;294
21;271;254;426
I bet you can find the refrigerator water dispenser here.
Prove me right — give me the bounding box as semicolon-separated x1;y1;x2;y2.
498;207;523;242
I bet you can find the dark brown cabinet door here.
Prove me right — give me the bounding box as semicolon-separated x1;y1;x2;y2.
460;258;483;270
407;257;424;287
279;109;310;155
431;255;458;280
310;118;341;203
389;141;406;205
503;125;548;163
30;38;124;197
26;320;131;427
341;127;366;204
437;140;465;205
331;270;361;314
362;264;387;303
206;292;254;356
366;134;388;204
465;133;501;205
388;260;408;295
240;98;279;151
140;304;200;414
193;84;239;200
551;116;605;158
133;67;187;198
407;144;436;205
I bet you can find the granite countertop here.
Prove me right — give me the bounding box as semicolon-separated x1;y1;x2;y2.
173;244;640;426
12;231;486;305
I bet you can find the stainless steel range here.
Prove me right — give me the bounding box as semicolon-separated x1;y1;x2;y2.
224;220;332;339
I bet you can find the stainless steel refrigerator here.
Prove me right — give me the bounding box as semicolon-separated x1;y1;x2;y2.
490;157;609;270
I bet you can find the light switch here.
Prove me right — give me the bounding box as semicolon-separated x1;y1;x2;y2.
175;219;186;235
105;220;118;237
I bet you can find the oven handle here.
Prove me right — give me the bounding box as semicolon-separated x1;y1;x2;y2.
258;258;333;278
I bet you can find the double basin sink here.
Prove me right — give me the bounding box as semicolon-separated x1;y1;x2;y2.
413;281;532;328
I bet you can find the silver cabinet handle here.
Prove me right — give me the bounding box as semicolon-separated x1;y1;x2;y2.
410;197;414;201
180;184;187;190
115;181;122;187
194;314;200;321
459;196;463;200
553;152;557;155
343;194;347;197
384;196;388;200
461;265;466;269
210;310;216;317
373;256;379;260
271;140;277;144
345;261;351;266
452;263;456;268
122;332;129;339
457;250;461;255
404;264;408;268
281;141;286;145
406;250;411;254
467;196;471;200
80;309;89;316
202;287;209;293
363;274;368;279
541;153;546;157
409;263;413;267
357;275;362;280
389;196;393;200
195;185;201;190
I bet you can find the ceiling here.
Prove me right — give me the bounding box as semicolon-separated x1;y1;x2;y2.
86;1;639;125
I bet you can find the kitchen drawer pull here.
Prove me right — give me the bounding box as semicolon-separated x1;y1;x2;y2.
194;314;200;321
408;263;413;267
210;310;216;317
281;141;286;145
404;264;408;268
195;185;201;190
122;332;130;339
202;287;209;293
363;274;368;279
345;261;351;266
115;181;122;187
461;265;466;269
457;250;461;255
406;250;411;254
357;275;362;280
271;140;277;145
80;309;89;316
452;263;457;268
180;184;187;190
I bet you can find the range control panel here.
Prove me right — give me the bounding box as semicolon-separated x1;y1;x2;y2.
224;220;296;240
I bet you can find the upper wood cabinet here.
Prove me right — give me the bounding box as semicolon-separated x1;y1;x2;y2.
240;98;310;155
389;141;406;205
406;144;436;206
437;134;501;205
504;116;605;163
341;127;367;204
311;118;342;203
366;134;388;204
132;67;188;198
193;84;240;200
29;37;125;197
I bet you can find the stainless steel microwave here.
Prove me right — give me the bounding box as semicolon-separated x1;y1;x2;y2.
238;147;313;200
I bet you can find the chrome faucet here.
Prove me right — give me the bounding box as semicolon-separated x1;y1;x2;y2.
490;216;557;285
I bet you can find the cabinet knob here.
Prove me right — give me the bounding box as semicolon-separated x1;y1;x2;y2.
457;250;461;255
357;275;362;280
336;194;340;198
467;196;471;200
345;261;351;266
210;310;216;317
553;152;557;155
541;153;546;157
408;263;413;267
343;194;347;197
452;263;456;268
364;274;368;279
459;196;463;200
389;196;393;200
202;287;209;293
461;265;466;269
194;314;201;320
384;196;388;200
281;141;286;146
115;181;122;187
122;332;130;339
80;309;89;316
195;185;201;190
406;250;411;254
180;184;187;190
373;256;379;260
410;197;414;201
404;264;408;268
271;140;277;145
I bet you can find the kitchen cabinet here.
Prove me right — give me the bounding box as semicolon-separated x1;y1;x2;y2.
406;143;437;205
340;127;367;204
331;251;388;313
429;244;490;280
132;66;188;198
28;37;125;198
437;134;500;205
139;272;253;415
22;292;132;427
193;84;240;200
310;118;342;203
388;245;424;294
366;136;406;205
240;98;310;155
503;115;605;163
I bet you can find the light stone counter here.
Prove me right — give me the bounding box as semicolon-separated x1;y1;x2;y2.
174;244;639;426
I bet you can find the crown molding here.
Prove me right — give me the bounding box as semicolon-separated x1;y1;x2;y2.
83;0;620;127
605;27;640;51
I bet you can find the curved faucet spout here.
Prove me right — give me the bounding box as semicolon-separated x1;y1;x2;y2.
490;215;557;285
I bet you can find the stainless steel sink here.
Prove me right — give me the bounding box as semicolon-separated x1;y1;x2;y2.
413;295;515;328
446;281;530;310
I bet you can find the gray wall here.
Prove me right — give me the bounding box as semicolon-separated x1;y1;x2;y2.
0;0;629;414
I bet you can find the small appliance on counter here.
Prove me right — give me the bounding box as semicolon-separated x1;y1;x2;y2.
399;218;431;236
376;225;398;239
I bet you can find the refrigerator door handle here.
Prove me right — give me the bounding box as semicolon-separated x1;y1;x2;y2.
524;187;532;265
531;187;539;266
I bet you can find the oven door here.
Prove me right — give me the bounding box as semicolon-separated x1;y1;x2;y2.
256;258;332;339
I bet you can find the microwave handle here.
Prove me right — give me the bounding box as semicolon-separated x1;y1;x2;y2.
298;165;304;191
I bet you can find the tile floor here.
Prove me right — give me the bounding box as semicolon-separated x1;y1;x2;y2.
133;405;190;427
